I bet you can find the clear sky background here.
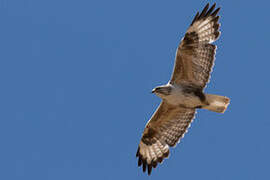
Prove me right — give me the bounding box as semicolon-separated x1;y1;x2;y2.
0;0;269;179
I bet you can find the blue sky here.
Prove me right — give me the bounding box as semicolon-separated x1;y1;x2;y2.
0;0;269;179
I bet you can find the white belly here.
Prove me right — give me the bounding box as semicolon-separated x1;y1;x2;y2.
164;86;202;108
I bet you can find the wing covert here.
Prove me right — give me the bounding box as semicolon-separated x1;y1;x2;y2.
136;102;196;175
170;3;220;89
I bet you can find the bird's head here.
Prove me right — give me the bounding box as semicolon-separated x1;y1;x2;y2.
152;85;172;97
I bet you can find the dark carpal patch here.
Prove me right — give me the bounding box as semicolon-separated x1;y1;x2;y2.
183;31;199;45
141;128;158;145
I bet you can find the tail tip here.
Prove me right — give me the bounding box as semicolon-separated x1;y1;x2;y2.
221;97;230;113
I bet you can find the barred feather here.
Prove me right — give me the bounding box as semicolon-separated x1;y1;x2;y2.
136;102;195;175
136;3;222;175
170;3;221;88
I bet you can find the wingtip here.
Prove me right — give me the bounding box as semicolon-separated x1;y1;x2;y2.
211;7;221;17
205;3;210;9
142;164;146;172
138;156;142;167
191;3;220;26
136;147;140;157
191;12;199;25
147;165;152;175
205;3;216;17
198;3;210;19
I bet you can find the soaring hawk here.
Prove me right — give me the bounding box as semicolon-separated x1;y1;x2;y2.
136;3;230;175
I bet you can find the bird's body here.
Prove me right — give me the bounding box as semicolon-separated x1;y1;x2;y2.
155;83;205;108
136;3;230;175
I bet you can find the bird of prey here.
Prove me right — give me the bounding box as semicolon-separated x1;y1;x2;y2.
136;3;230;175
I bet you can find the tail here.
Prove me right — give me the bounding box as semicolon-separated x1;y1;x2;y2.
202;94;230;113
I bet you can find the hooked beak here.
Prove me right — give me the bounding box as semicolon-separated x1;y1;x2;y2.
151;88;156;93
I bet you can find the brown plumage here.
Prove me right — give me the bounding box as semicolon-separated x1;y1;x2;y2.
136;102;196;175
136;3;229;175
170;3;220;88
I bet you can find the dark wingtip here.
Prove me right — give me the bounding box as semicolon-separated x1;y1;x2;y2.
142;159;147;172
214;31;221;39
136;147;140;157
212;15;220;23
163;151;170;158
211;7;220;17
191;12;199;25
203;3;210;11
152;161;157;168
138;156;142;167
205;3;216;17
136;145;172;175
212;2;216;9
191;3;220;26
147;164;152;175
142;163;146;172
198;3;209;19
157;157;163;163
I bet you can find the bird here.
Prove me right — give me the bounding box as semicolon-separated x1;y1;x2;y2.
136;3;230;175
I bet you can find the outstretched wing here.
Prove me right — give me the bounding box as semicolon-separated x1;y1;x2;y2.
170;3;220;89
136;102;196;175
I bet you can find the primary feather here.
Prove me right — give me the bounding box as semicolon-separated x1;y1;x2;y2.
136;3;229;175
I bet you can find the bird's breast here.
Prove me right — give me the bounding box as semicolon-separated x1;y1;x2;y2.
164;87;202;108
